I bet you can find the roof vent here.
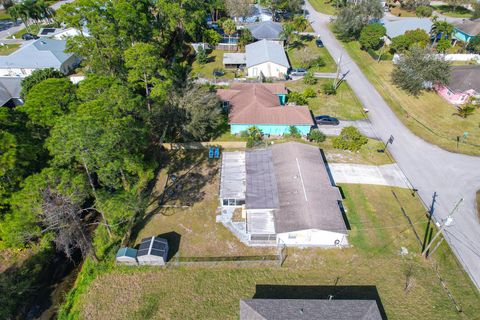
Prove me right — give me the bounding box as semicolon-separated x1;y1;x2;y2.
299;308;304;314
40;40;47;45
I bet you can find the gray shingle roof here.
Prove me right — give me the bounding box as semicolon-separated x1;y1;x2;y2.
0;38;74;69
382;18;432;39
247;21;283;40
0;77;21;106
454;18;480;37
448;65;480;93
246;39;289;68
246;149;279;210
271;142;346;234
240;299;383;320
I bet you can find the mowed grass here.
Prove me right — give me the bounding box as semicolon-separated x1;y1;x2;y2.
321;138;394;165
432;5;472;18
286;79;365;120
341;40;480;155
132;150;274;257
389;6;417;17
0;43;20;55
287;37;337;73
191;49;237;80
309;0;337;15
79;185;480;320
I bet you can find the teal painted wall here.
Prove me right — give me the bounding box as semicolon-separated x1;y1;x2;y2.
454;28;473;42
231;124;311;135
277;94;287;105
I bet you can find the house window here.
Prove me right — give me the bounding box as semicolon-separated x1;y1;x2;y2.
288;233;297;239
228;199;236;206
222;101;230;110
236;199;245;205
223;199;229;206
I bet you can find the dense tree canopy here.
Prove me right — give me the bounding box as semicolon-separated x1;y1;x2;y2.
391;29;430;52
359;23;386;50
334;0;384;40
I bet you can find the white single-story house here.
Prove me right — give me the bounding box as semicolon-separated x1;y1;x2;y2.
0;38;81;77
115;247;138;266
136;236;169;266
38;27;89;40
245;21;284;45
218;142;348;247
236;4;273;23
245;39;289;78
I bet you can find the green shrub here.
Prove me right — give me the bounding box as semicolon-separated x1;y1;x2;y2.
307;128;326;142
304;55;326;69
332;126;368;151
321;82;337;95
302;87;317;98
415;6;433;17
288;126;301;138
359;23;386;50
303;71;317;85
240;130;249;138
196;46;208;64
246;137;255;148
288;91;308;105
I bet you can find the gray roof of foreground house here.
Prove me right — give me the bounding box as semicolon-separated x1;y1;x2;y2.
449;65;480;93
240;299;383;320
454;18;480;36
0;77;22;106
271;142;345;234
246;39;289;68
382;18;432;39
246;149;279;210
246;21;283;40
0;38;74;69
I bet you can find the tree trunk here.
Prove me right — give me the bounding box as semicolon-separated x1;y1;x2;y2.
144;72;151;112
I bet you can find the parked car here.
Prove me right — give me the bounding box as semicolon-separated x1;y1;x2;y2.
315;38;324;48
315;115;339;125
212;69;225;77
289;68;307;76
21;33;39;40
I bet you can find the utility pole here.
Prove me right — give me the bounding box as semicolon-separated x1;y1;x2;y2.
334;53;343;89
422;198;463;258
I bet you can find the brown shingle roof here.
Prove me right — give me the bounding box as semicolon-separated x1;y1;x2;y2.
217;83;313;126
455;18;480;36
449;65;480;93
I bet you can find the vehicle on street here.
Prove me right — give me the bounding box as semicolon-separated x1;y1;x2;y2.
21;33;39;40
315;115;339;125
289;68;307;76
315;38;324;47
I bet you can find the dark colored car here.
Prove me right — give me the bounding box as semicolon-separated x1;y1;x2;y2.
289;68;307;76
212;69;225;77
315;115;339;125
21;33;39;40
315;38;324;47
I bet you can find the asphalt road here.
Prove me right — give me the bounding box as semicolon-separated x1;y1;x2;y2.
305;1;480;290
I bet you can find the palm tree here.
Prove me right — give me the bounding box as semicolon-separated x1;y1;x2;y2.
280;22;296;48
452;103;476;118
292;15;309;32
222;19;236;51
431;20;454;47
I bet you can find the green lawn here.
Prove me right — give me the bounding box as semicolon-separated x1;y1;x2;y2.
341;40;480;155
287;37;337;73
8;24;42;39
0;43;20;55
191;49;237;80
0;9;10;21
77;184;480;320
389;6;417;17
309;0;337;15
432;5;472;18
286;79;365;120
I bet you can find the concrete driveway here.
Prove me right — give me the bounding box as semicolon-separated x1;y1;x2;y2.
317;120;377;139
328;163;412;188
306;0;480;290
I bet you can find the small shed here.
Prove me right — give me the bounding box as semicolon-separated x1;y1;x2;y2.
137;237;169;266
115;247;138;266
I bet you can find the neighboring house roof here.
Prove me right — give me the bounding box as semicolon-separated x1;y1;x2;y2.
271;142;345;234
382;18;432;39
216;83;310;126
116;247;138;258
223;53;247;65
448;65;480;93
240;299;382;320
137;237;168;257
454;18;480;37
0;77;21;106
246;39;290;69
0;38;74;69
246;21;283;40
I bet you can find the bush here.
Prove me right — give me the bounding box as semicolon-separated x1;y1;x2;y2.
196;46;208;64
415;5;432;17
302;87;317;98
288;91;308;105
246;137;255;148
303;71;317;85
288;126;301;138
321;82;337;95
359;23;386;50
308;128;326;142
304;55;326;69
367;48;392;61
332;126;368;151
